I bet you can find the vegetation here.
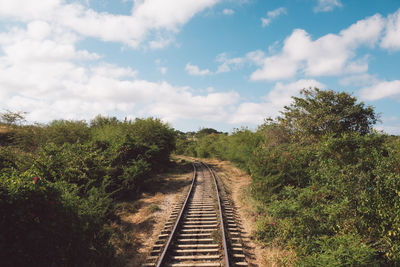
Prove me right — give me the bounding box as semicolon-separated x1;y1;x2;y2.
0;113;175;266
278;88;378;140
2;87;400;266
176;88;400;266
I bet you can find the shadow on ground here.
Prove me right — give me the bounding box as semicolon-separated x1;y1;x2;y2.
111;159;194;266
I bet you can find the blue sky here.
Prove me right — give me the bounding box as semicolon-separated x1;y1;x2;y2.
0;0;400;133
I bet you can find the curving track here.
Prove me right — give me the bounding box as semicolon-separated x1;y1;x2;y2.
143;162;248;267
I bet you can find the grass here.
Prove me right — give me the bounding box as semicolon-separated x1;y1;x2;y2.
210;228;222;246
147;203;161;213
115;201;140;214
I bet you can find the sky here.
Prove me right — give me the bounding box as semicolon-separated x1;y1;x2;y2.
0;0;400;133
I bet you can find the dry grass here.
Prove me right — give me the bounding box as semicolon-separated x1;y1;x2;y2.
0;124;14;132
111;159;193;266
0;125;10;134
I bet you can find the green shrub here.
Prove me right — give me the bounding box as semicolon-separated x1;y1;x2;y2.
91;117;175;170
249;143;316;202
43;120;90;145
249;133;400;265
300;234;378;266
0;115;177;266
176;127;261;173
30;142;109;195
0;172;113;266
175;89;399;265
0;147;18;170
147;203;161;213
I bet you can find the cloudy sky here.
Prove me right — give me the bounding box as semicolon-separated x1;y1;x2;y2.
0;0;399;133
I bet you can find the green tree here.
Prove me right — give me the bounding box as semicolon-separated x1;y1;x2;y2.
90;115;119;128
0;110;27;126
44;120;90;145
257;118;291;147
278;88;378;141
195;128;222;138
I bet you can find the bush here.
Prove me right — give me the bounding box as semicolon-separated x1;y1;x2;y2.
43;120;91;145
176;127;261;173
175;89;400;265
91;117;175;170
278;88;378;141
0;115;177;265
249;133;400;265
301;234;378;266
249;143;316;202
30;142;108;193
0;172;113;266
0;147;18;170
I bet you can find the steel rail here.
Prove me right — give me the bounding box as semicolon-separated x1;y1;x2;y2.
202;162;231;267
155;162;197;267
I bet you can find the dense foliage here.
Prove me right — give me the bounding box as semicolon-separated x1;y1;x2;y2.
0;115;175;266
279;88;378;141
177;88;400;265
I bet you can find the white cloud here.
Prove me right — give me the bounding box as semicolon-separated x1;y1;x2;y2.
360;80;400;101
339;73;379;87
0;22;239;124
0;21;325;127
148;36;174;49
217;10;400;80
148;90;240;122
215;50;265;73
251;14;385;81
216;53;244;73
245;50;266;66
261;7;287;27
91;63;137;79
229;102;270;124
381;8;400;50
314;0;342;13
0;20;330;128
0;22;98;63
0;0;220;48
222;9;234;15
0;0;61;21
230;79;324;124
375;124;400;135
27;20;52;40
376;116;400;135
185;63;212;76
251;53;300;80
159;67;167;75
3;1;400;130
155;58;167;74
344;57;369;74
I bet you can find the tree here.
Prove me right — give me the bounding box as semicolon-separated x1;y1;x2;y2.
257;118;291;147
90;115;119;128
278;88;378;141
0;110;27;126
195;128;221;138
44;120;90;145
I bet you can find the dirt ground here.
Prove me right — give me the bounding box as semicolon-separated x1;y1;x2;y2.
111;159;193;266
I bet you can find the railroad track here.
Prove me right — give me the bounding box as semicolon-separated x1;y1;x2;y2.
143;162;248;267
